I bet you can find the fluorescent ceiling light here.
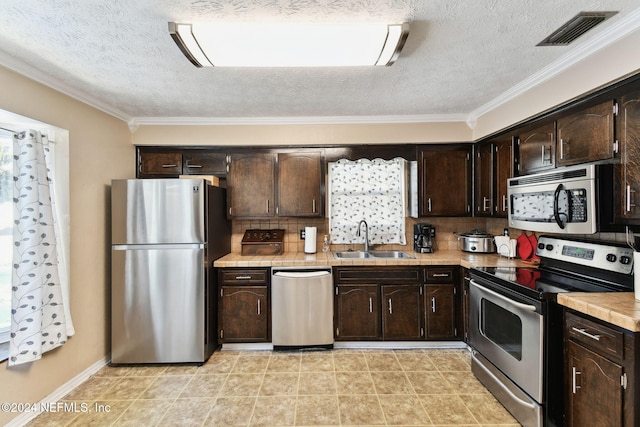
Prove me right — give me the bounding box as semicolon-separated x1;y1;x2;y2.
168;22;409;67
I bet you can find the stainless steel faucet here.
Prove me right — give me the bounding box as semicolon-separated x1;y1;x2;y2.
356;220;369;252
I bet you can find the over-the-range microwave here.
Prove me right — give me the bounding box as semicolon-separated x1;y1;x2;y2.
507;163;616;234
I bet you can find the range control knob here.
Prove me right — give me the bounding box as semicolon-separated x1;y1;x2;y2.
538;243;545;250
620;255;632;265
606;254;617;263
545;244;554;251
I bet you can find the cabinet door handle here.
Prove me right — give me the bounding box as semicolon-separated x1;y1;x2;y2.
482;197;491;212
162;164;177;168
257;299;261;315
572;366;581;394
312;199;316;213
571;327;600;341
559;138;564;160
502;195;508;212
369;297;373;313
427;198;432;212
266;200;270;213
431;297;436;313
388;298;393;314
626;185;636;212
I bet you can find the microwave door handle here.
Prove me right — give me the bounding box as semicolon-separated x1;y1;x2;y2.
553;183;566;229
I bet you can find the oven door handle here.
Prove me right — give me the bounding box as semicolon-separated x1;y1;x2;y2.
472;351;538;410
553;183;566;229
470;280;537;312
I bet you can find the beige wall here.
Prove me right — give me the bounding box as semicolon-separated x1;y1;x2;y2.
472;27;640;140
131;121;473;146
0;67;134;426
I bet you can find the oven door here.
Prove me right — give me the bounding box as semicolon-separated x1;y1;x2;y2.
469;279;544;403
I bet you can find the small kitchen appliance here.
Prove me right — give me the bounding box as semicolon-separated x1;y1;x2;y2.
454;229;495;253
414;223;436;253
241;229;285;256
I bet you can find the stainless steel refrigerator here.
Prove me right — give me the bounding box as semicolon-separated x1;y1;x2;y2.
110;178;230;364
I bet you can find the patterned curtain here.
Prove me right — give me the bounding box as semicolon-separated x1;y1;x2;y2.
328;158;407;245
10;130;72;366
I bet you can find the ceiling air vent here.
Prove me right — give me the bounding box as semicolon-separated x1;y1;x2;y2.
537;11;617;46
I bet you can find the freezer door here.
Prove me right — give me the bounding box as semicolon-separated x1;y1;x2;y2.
111;246;206;363
111;179;206;245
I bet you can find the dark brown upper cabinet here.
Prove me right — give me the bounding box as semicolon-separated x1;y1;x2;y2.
556;100;616;167
474;142;494;217
277;152;323;217
182;151;228;176
418;144;472;217
615;90;640;224
494;137;514;217
137;147;228;178
227;153;276;218
137;148;183;177
516;121;556;175
227;151;324;218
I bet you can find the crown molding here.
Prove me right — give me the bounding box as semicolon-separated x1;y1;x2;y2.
0;51;133;122
467;7;640;125
127;113;469;131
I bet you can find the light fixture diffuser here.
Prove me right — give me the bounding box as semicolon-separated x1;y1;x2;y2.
169;22;409;67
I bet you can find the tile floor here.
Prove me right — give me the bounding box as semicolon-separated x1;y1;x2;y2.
27;348;520;426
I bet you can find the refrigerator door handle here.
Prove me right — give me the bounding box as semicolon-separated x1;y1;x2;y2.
112;244;205;250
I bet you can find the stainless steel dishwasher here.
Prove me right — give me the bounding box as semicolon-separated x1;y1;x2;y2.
271;267;334;350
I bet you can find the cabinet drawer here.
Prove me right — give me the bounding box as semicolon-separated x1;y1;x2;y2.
424;267;457;283
565;311;624;360
335;267;420;284
220;268;269;285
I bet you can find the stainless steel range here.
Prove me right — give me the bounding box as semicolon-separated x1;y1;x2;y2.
469;236;634;427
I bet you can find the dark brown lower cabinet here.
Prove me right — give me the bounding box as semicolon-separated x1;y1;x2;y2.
334;266;460;342
382;285;424;340
566;340;623;427
218;268;270;343
564;310;639;426
335;285;380;340
425;284;456;339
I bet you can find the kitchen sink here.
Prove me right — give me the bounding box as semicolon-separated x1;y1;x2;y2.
333;251;371;259
333;250;415;259
368;250;415;259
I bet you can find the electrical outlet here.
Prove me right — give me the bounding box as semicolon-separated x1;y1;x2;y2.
300;229;306;239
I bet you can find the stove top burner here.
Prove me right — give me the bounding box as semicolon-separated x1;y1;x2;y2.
472;264;633;301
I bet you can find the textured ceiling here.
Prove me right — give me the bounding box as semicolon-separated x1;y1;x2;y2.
0;1;639;124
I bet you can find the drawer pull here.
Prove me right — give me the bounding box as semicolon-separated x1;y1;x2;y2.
571;327;601;341
235;275;252;280
161;164;177;168
432;273;450;277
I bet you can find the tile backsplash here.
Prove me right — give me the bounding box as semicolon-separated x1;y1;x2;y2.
232;217;511;254
231;216;633;254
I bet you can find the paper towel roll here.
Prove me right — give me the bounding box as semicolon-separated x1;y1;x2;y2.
305;226;317;254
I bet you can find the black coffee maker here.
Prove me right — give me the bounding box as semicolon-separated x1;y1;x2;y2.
414;224;436;253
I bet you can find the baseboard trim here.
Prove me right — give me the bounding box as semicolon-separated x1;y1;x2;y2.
4;356;110;427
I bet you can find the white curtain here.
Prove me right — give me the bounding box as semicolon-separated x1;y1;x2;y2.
9;130;73;366
328;158;407;245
